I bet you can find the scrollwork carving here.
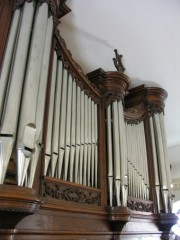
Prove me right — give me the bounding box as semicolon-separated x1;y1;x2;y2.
105;94;123;108
43;182;101;206
148;104;164;116
127;197;153;212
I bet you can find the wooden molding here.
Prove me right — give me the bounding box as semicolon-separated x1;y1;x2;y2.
0;185;42;228
125;84;167;115
87;68;130;107
106;206;131;232
42;176;102;207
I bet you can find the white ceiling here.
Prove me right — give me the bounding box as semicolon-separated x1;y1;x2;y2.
60;0;180;174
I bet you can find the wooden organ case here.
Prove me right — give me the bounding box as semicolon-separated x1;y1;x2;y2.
0;1;177;239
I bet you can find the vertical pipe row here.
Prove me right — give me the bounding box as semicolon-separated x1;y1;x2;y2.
106;100;128;206
125;122;149;200
117;101;128;206
51;60;63;178
149;116;161;212
16;2;52;187
0;1;100;188
0;1;36;184
94;103;98;188
44;60;99;188
44;52;58;176
152;113;170;213
69;81;77;182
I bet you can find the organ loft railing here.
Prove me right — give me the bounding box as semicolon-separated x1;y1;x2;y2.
0;0;177;238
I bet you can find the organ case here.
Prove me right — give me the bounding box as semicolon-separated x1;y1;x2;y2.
0;0;177;239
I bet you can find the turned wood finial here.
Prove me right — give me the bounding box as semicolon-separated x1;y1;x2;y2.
113;49;125;73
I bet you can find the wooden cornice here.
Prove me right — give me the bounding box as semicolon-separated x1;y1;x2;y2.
0;185;42;228
87;68;130;107
125;84;168;117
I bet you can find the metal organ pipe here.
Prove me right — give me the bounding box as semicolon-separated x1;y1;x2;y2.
69;80;77;183
44;53;58;176
87;98;92;187
91;102;95;188
64;75;73;181
94;104;98;188
0;1;35;184
106;105;113;206
79;91;85;185
17;2;50;187
153;113;170;213
117;100;128;206
74;86;81;184
83;95;88;186
112;101;121;206
57;68;68;179
0;9;21;119
149;116;161;212
51;60;63;178
159;113;172;195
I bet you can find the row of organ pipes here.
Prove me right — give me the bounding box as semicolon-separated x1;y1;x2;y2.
0;0;173;214
106;96;172;212
0;1;53;187
44;51;99;187
0;1;99;189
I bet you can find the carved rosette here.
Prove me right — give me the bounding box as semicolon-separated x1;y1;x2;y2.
42;178;101;206
124;103;145;124
124;85;168;121
127;196;154;213
87;68;130;107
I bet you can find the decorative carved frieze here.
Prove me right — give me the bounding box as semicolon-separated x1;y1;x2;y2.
127;197;154;212
42;179;101;206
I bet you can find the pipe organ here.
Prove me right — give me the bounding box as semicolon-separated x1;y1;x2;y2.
0;1;177;239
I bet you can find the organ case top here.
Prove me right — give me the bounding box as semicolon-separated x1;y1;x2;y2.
0;1;177;239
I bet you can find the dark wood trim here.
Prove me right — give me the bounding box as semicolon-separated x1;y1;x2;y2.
0;185;42;229
87;68;130;107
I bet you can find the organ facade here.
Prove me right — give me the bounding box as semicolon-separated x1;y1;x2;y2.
0;1;177;239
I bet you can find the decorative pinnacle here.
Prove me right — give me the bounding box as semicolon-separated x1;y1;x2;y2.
113;49;125;73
